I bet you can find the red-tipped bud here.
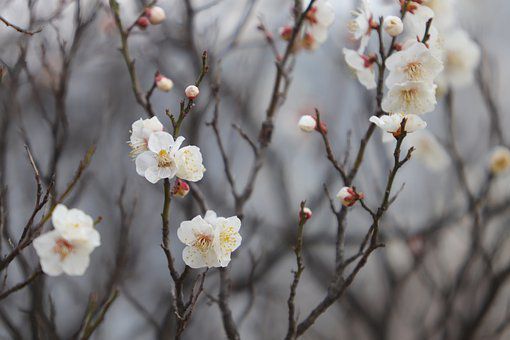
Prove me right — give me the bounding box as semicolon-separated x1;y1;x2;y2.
299;207;312;224
336;187;364;207
312;114;328;134
173;179;190;197
136;16;150;29
279;26;293;41
155;72;174;92
145;6;166;25
185;85;200;100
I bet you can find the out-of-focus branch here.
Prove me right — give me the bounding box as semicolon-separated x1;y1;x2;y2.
0;15;42;35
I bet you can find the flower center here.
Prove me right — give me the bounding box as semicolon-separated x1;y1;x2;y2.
128;139;148;158
347;20;360;34
401;88;418;105
404;61;423;80
53;238;74;260
220;226;237;253
193;233;213;252
157;149;175;168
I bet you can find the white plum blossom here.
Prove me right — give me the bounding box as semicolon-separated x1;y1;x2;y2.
383;16;403;37
403;2;434;39
347;0;373;53
423;0;456;30
129;116;164;157
298;115;317;132
301;0;335;50
382;81;437;115
175;146;206;182
404;130;450;171
33;205;100;276
135;131;184;183
441;29;480;88
489;146;510;175
177;211;242;268
145;6;166;25
343;48;376;90
385;41;443;87
370;113;427;136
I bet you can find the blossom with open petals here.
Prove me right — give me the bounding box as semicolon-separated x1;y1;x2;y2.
442;29;480;88
175;146;206;182
370;113;427;137
129;117;164;158
301;0;335;50
33;205;100;276
404;130;449;171
343;48;376;90
177;211;242;268
382;81;437;115
385;41;443;87
347;0;373;53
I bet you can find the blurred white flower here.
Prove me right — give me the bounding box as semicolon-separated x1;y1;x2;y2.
185;85;200;99
156;74;174;92
336;187;364;207
370;113;427;136
347;0;373;53
343;48;376;90
382;81;437;115
403;2;434;39
383;16;403;37
423;0;456;30
298;115;317;132
404;130;450;171
177;211;242;268
33;205;100;276
489;146;510;175
385;41;443;87
129;116;164;158
135;132;184;183
145;6;166;25
175;146;206;182
302;0;335;50
442;29;480;88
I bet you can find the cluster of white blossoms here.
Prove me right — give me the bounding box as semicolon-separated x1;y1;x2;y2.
177;211;242;268
129;116;206;184
279;0;335;51
34;204;100;276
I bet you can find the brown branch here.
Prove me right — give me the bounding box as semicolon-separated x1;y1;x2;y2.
0;268;42;301
0;16;42;35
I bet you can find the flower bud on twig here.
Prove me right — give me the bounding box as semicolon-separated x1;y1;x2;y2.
336;187;364;207
185;85;200;100
145;6;166;25
155;73;174;92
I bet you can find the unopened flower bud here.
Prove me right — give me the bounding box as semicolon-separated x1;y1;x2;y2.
383;16;403;37
299;207;312;224
489;146;510;175
136;16;150;29
279;26;293;41
173;179;190;197
155;73;174;92
336;187;364;207
185;85;200;99
298;115;317;132
145;6;166;25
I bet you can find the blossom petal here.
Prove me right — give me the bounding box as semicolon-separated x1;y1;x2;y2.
135;151;157;176
148;131;174;153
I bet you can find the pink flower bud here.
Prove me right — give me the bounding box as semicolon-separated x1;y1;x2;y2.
336;187;364;207
145;6;166;25
185;85;200;99
299;207;312;224
136;16;150;29
279;26;293;41
173;179;190;197
155;73;174;92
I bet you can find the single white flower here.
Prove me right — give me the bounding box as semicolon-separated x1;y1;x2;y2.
370;113;427;136
347;0;373;53
489;146;510;175
135;131;184;183
383;16;403;37
33;205;100;276
156;74;174;92
185;85;200;99
129;116;164;158
146;6;166;25
177;211;242;268
51;204;100;244
403;2;435;39
385;41;443;87
343;48;376;90
382;81;437;115
175;146;206;182
298;115;317;132
404;130;450;171
442;29;480;88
